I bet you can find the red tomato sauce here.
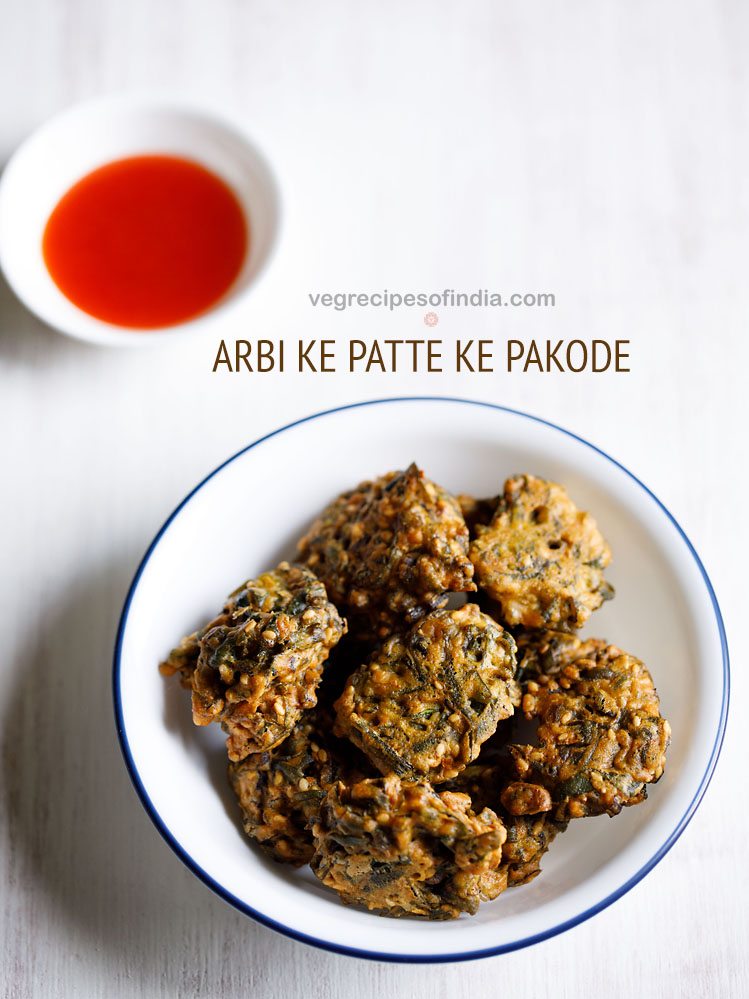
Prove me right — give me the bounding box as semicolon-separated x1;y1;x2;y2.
42;155;248;329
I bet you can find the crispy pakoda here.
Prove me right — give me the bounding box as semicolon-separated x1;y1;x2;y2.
299;464;475;639
334;604;517;782
445;762;566;887
160;460;672;922
502;813;564;886
506;631;670;820
311;774;507;919
159;629;203;686
470;475;613;631
229;709;368;866
160;562;346;761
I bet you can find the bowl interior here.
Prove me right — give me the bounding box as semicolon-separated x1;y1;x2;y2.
0;97;279;344
116;399;727;960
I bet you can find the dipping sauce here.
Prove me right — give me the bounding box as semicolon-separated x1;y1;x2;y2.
42;155;248;328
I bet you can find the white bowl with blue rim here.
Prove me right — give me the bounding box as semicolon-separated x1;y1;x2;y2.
114;397;729;962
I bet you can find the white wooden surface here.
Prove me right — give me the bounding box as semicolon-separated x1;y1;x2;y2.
1;2;747;996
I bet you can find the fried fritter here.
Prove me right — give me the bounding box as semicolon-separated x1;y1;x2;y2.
502;812;563;886
228;710;367;866
160;460;673;922
311;774;507;919
161;562;346;761
298;464;475;639
514;627;595;676
470;475;613;630
334;604;517;782
507;631;670;820
444;762;566;887
159;629;203;687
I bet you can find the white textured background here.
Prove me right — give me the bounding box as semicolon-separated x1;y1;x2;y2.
1;2;747;997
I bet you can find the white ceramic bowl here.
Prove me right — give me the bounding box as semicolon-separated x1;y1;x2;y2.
114;398;729;962
0;95;279;346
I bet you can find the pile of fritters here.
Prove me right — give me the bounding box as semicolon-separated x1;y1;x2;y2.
161;466;670;920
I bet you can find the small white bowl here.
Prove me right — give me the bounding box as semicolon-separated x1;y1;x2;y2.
114;398;729;962
0;95;279;346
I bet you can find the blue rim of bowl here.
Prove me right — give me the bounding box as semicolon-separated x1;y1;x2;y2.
113;396;730;963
